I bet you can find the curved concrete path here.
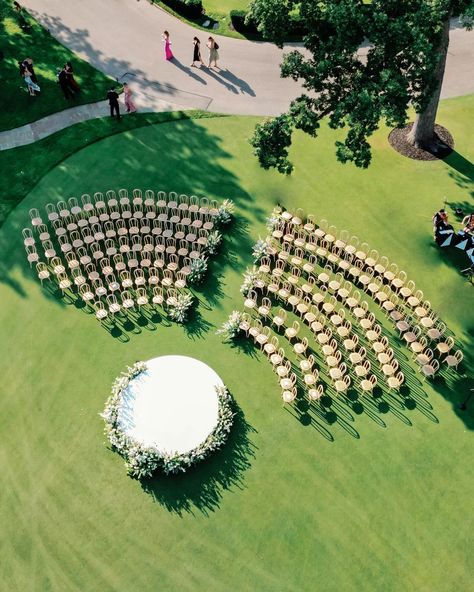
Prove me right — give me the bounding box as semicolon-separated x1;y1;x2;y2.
22;0;302;116
2;0;473;151
0;92;184;151
22;0;474;116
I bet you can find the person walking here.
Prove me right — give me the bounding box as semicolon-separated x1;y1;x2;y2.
23;58;38;83
191;37;205;67
65;61;80;93
162;31;173;61
207;37;219;69
23;64;40;96
58;66;74;99
123;83;137;113
13;2;29;30
107;86;121;119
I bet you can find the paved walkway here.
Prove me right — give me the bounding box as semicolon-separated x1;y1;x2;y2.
0;88;184;150
22;0;474;114
2;0;473;151
22;0;302;117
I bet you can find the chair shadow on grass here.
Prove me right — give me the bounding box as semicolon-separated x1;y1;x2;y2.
140;400;257;516
72;289;214;341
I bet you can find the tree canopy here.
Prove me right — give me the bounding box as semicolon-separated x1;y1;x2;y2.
248;0;474;173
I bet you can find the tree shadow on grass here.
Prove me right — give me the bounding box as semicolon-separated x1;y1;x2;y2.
0;113;260;314
444;151;474;198
193;218;252;311
140;401;257;516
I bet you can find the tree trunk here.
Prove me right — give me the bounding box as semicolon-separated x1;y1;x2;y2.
407;16;450;149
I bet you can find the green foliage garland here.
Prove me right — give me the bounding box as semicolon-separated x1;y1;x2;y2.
101;362;234;478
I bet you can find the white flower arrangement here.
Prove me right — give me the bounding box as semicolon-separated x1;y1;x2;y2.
214;199;235;226
265;206;283;231
240;266;262;296
187;256;208;285
216;310;244;341
168;292;194;323
101;362;234;478
204;230;222;255
252;237;271;263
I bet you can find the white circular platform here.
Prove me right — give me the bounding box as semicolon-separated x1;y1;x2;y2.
117;356;223;455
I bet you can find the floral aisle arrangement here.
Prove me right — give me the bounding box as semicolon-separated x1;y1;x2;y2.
252;237;271;263
167;292;194;323
214;199;235;226
100;362;234;478
187;256;209;285
266;205;283;231
204;230;222;256
240;266;262;296
216;310;244;341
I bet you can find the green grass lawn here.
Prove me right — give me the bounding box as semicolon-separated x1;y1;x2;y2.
0;96;473;591
0;1;112;131
204;0;248;13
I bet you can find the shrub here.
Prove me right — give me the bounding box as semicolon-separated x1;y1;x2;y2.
230;8;307;40
160;0;203;20
230;10;260;36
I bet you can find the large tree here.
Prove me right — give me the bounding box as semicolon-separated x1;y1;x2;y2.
248;0;474;173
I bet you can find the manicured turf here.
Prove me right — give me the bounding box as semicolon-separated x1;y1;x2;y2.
0;96;473;591
0;110;216;226
205;0;248;13
0;1;112;131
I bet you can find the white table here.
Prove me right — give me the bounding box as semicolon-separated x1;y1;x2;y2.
117;356;223;455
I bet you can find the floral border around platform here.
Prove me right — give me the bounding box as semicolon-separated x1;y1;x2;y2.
100;361;234;479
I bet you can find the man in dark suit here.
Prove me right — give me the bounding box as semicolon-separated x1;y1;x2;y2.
58;67;74;99
107;87;121;119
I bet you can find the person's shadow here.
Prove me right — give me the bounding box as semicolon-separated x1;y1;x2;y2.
215;69;256;97
201;67;239;94
170;57;207;85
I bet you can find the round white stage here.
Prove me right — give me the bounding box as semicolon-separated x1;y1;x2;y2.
117;356;223;455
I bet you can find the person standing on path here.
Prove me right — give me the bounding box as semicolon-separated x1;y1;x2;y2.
58;66;74;99
107;87;121;119
123;83;137;113
162;31;173;61
207;37;219;69
191;37;205;67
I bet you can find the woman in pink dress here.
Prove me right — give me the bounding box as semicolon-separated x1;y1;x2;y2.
162;31;173;61
123;83;137;113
